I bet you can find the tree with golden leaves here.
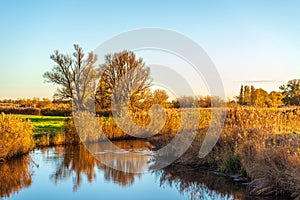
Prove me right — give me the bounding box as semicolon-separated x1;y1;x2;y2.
95;50;152;114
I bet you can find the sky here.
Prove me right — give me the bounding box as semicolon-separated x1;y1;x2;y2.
0;0;299;99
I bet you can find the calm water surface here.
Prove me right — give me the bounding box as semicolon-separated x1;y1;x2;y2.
1;140;251;200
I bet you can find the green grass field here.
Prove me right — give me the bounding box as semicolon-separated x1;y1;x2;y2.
16;115;67;134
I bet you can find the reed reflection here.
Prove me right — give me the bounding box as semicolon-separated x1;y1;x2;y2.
155;166;247;200
0;155;32;198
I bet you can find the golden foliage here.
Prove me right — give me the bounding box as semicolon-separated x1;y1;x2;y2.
0;113;35;161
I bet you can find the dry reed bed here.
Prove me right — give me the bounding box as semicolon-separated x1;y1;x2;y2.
156;107;300;199
65;107;300;198
0;113;35;161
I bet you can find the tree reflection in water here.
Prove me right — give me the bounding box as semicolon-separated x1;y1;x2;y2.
48;141;249;199
49;145;98;191
49;140;151;191
0;155;32;198
0;140;251;199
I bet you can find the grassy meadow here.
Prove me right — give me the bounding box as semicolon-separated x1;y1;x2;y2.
17;115;66;134
24;115;68;146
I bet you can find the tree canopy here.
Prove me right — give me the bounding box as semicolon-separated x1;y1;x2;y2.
236;85;284;107
95;50;152;113
280;79;300;105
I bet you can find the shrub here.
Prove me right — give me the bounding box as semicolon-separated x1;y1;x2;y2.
41;108;71;116
0;113;35;161
65;117;81;144
0;107;41;115
220;155;242;174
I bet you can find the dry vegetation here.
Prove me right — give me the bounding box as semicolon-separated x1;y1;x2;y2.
0;113;35;161
135;107;299;199
153;107;300;199
2;106;298;198
28;106;300;199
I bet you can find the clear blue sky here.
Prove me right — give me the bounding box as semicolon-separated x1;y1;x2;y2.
0;0;299;99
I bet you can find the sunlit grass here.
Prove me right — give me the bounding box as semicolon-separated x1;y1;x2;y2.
11;115;69;146
15;115;67;134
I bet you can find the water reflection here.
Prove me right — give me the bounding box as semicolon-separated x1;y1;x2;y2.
47;140;150;190
88;140;153;173
49;145;98;191
0;140;251;200
156;166;247;200
0;155;32;198
45;141;248;199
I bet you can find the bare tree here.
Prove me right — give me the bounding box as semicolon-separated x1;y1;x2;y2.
95;50;152;113
43;44;99;109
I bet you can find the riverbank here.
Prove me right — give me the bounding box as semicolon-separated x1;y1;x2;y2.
1;107;300;199
149;107;300;199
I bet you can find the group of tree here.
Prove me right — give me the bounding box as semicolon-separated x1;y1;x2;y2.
43;45;170;113
0;98;54;108
43;44;300;111
237;85;284;107
236;80;300;107
171;95;225;108
279;79;300;105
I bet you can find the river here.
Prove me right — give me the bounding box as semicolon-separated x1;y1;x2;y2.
0;140;262;200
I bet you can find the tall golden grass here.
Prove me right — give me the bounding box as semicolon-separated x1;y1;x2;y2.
0;113;35;161
65;109;183;143
240;132;300;198
127;107;300;198
64;107;300;198
158;107;300;199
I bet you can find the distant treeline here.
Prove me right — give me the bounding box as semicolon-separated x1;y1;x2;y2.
0;98;72;116
0;78;299;116
0;107;72;116
236;79;300;107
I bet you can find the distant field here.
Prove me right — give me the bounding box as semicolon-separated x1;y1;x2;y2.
16;115;67;134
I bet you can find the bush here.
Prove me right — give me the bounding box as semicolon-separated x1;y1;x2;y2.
240;133;300;198
0;107;41;115
0;113;35;161
41;108;71;116
65;117;81;144
220;155;242;174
